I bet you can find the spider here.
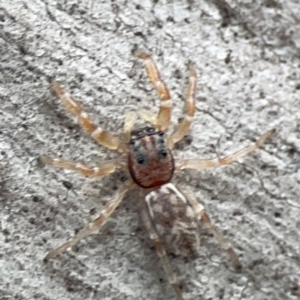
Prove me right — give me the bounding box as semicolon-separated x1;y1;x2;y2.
42;51;274;300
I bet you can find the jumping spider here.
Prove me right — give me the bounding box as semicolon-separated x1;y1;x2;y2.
43;51;273;300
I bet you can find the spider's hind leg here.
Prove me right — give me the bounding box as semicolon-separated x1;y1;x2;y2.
185;190;241;271
44;180;135;261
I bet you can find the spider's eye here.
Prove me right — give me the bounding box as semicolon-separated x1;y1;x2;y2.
145;127;155;133
159;149;168;158
137;155;145;164
130;139;135;145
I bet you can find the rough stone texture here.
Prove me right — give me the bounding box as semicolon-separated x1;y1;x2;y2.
0;1;299;300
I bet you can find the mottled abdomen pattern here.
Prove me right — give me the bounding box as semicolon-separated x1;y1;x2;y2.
145;183;200;256
128;127;174;188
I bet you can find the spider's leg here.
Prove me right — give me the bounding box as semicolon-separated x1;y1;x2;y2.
168;63;197;149
44;180;135;261
124;111;137;142
41;157;118;177
137;109;157;127
178;129;274;171
134;51;171;132
52;80;122;152
139;196;184;300
185;190;241;271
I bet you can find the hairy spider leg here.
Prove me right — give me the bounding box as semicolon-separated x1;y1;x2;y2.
41;157;118;177
184;188;241;270
52;80;122;152
178;130;274;171
134;51;172;132
169;63;197;149
45;180;135;261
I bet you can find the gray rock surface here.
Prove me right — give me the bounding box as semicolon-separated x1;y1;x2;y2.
1;1;299;299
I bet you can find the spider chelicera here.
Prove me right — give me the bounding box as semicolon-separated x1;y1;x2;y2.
42;51;273;300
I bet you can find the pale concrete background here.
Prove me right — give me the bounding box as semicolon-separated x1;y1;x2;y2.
0;1;300;299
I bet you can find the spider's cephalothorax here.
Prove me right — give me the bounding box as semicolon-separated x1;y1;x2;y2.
128;126;174;188
43;50;273;300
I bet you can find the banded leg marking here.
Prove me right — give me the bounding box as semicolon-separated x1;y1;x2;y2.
134;51;172;131
52;80;121;151
169;63;197;149
185;191;241;270
178;130;274;171
45;180;135;261
41;157;117;177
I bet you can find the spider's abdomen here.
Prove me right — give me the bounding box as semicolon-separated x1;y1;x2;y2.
145;183;200;256
128;127;174;188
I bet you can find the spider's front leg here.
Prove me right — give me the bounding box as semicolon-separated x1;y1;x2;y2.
134;51;198;145
51;80;123;152
44;179;135;261
134;51;172;132
168;63;197;149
